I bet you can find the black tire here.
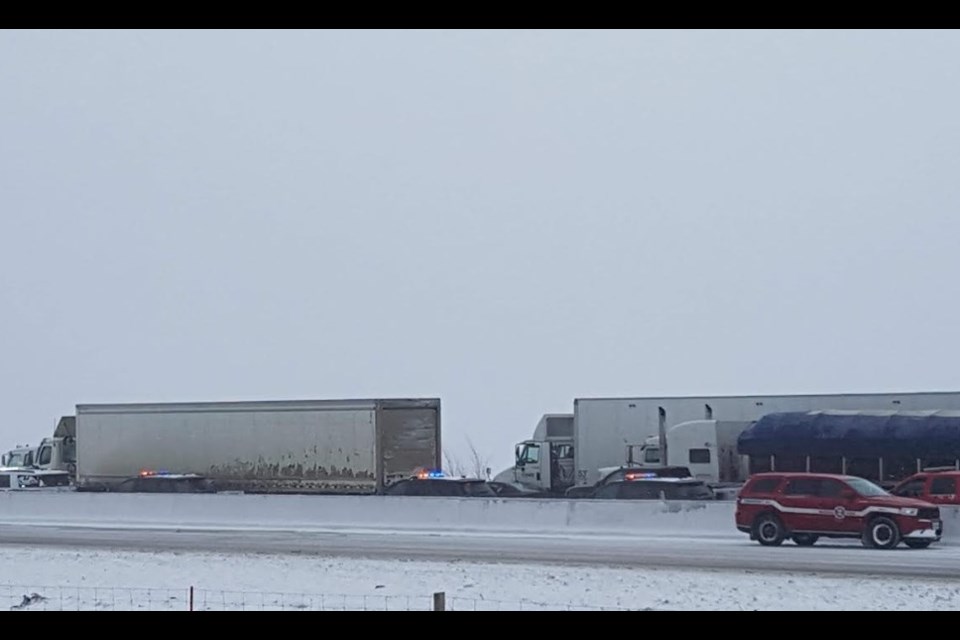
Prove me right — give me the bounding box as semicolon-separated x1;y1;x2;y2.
862;516;901;550
904;540;932;549
792;533;819;547
753;513;786;546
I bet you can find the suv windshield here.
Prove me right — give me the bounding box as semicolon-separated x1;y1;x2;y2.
846;477;888;497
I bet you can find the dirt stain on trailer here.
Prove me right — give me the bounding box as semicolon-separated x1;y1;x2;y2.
207;459;375;484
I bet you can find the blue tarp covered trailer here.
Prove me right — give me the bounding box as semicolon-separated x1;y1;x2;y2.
737;410;960;459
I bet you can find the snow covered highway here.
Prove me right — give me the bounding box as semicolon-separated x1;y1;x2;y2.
1;523;959;579
2;492;959;581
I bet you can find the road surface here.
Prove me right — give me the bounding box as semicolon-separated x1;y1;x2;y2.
0;523;956;579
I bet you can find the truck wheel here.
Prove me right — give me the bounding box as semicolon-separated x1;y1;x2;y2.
903;540;932;549
862;516;901;550
753;513;786;546
792;533;819;547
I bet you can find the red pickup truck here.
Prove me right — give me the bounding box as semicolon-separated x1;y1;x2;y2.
891;470;960;505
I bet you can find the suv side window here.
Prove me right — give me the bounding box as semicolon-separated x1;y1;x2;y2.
386;480;410;496
784;478;819;496
895;478;926;498
403;481;431;497
930;477;957;496
747;478;780;494
437;481;466;497
620;482;661;500
595;484;621;499
817;479;845;498
463;482;496;497
141;480;162;493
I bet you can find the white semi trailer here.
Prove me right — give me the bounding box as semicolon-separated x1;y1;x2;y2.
512;391;960;495
73;398;441;494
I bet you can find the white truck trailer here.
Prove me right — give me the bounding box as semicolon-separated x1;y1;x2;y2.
74;398;441;494
512;391;960;494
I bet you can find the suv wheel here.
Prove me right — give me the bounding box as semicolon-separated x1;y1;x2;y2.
792;533;819;547
862;516;901;550
753;513;786;546
903;540;932;549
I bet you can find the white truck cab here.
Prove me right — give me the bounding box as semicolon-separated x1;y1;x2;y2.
629;420;751;487
1;446;37;468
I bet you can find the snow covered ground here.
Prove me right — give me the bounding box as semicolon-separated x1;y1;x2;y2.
2;545;959;611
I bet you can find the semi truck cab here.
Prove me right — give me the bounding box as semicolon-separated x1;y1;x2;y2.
1;446;36;468
34;436;76;474
512;414;576;494
32;416;77;474
514;439;574;494
626;421;751;486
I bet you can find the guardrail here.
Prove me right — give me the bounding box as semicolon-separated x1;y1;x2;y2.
1;492;958;542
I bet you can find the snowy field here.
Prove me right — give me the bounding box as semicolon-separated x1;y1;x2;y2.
3;545;960;611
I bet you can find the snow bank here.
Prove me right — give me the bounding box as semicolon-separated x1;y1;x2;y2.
3;547;960;610
1;492;958;541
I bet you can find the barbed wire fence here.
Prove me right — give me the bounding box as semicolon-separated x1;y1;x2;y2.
1;584;643;611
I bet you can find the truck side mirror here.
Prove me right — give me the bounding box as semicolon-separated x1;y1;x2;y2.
840;489;856;500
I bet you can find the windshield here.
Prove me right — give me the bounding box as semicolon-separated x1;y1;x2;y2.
516;443;540;465
6;453;27;466
846;477;889;497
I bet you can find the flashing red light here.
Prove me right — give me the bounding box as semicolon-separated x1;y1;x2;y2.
625;472;657;481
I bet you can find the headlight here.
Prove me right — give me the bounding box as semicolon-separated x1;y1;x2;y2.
900;508;918;516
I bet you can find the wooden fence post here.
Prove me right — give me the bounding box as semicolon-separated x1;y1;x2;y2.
189;586;194;611
433;591;446;611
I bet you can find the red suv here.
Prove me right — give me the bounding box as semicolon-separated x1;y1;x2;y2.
891;470;960;505
735;473;942;550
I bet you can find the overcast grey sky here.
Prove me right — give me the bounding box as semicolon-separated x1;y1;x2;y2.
2;29;959;472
